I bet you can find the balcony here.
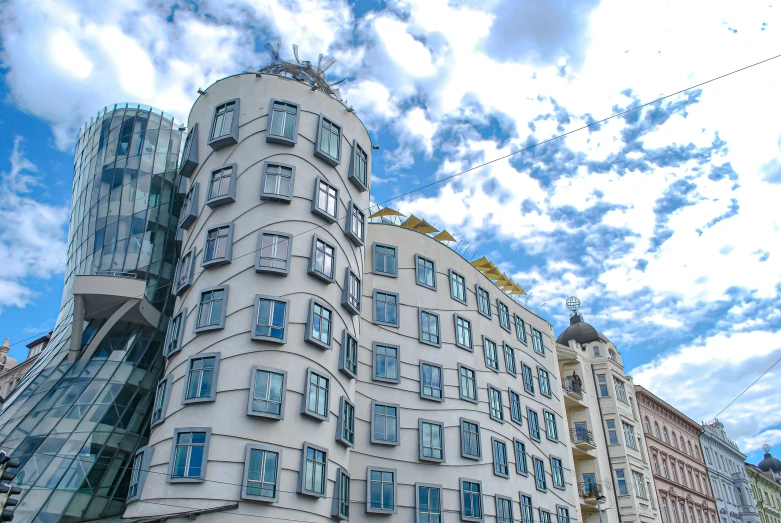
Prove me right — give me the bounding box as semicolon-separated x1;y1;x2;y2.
562;377;587;409
579;482;604;506
571;428;597;458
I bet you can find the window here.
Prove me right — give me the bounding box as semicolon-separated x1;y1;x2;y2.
342;268;361;315
419;309;441;347
493;438;509;477
255;231;292;275
664;427;670;444
597;374;609;397
459;364;478;403
348;140;369;190
168;428;211;482
476;285;491;318
483;337;499;372
339;331;359;379
593;345;601;356
336;396;355;447
242;444;282;502
251;295;289;343
696;474;703;493
302;368;330;421
374;290;399;327
644;416;651;433
267;99;299;146
623;422;637;449
416;484;442;523
662;458;669;478
151;374;172;427
315;114;341;165
544;410;558;440
498;300;511;331
420;361;444;401
538;368;552;396
174;249;195;295
332;468;351;520
551;457;565;489
305;299;333;349
514;315;528;343
450;269;467;304
202;223;234;267
420;419;445;462
373;343;400;384
460;419;482;459
514;439;528;475
531;328;544;355
533;457;547;491
164;308;186;357
184;354;220;403
179;182;199;228
373;243;397;276
345;201;365;245
179;123;198;178
489;386;504;423
557;507;571;523
455;314;473;351
521;495;534;523
415;254;437;289
209;99;239;150
655;422;661;439
298;442;328;497
522;364;535;394
528;409;540;440
653;454;660;474
127;446;152;501
634;472;647;498
497;496;514;523
308;235;336;282
504;344;517;376
509;389;523;425
248;366;286;420
460;479;483;521
615;378;628;403
367;467;397;514
206;163;236;207
260;162;295;203
311;177;339;222
540;510;552;523
687;439;693;455
679;466;686;486
372;401;400;445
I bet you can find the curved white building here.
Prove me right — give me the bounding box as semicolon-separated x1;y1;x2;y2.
125;72;580;523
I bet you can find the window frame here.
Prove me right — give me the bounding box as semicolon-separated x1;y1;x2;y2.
341;267;362;316
533;456;547;492
492;437;510;478
531;328;545;355
449;269;468;305
488;385;505;424
266;98;300;146
331;467;351;521
522;364;535;395
259;161;296;203
339;330;359;379
366;466;398;514
297;441;329;498
459;477;484;522
551;455;566;490
372;242;398;277
241;442;283;503
372;342;400;384
307;234;337;284
255;230;292;276
247;365;287;420
514;314;528;344
497;299;511;332
514;438;528;476
528;408;541;441
193;285;229;333
182;352;221;405
151;374;173;428
371;400;400;446
458;363;478;404
460;417;482;460
300;367;330;422
167;427;212;483
419;418;446;463
311;176;339;222
127;445;154;502
504;343;517;376
419;308;442;347
509;388;523;426
304;297;334;350
419;360;444;402
201;222;234;268
415;483;443;523
373;289;400;328
476;284;491;318
174;248;196;296
543;409;558;441
414;254;437;290
208;98;240;150
454;313;474;351
335;396;356;448
314;113;342;166
344;200;366;246
483;335;499;373
348;139;369;191
556;506;571;523
163;307;187;358
205;163;237;208
178;181;199;229
496;495;515;523
178;122;199;178
538;367;552;397
250;294;290;344
520;494;534;523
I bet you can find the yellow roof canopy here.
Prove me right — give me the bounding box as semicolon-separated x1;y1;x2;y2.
495;273;510;286
416;219;439;234
478;262;497;272
369;207;405;219
471;256;491;268
483;268;502;279
400;215;422;229
433;230;456;242
509;283;527;295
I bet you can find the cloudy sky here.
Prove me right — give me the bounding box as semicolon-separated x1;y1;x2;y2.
1;0;780;463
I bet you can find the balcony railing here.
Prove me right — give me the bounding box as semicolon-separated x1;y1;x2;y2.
562;377;585;397
578;482;604;500
571;428;596;447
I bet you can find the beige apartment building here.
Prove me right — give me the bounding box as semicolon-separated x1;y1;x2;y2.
0;333;50;400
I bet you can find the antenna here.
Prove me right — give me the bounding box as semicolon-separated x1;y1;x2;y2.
524;292;533;306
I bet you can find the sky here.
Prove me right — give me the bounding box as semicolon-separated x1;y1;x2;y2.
0;0;780;465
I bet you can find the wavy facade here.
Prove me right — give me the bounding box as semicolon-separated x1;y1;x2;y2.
0;104;182;522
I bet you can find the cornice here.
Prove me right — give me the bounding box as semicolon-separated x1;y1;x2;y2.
646;433;707;468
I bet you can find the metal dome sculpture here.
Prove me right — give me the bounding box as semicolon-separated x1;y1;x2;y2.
259;43;345;101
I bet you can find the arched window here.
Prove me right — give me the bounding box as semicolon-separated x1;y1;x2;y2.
644;416;651;433
664;428;670;444
681;436;686;451
687;440;693;455
672;431;678;448
655;422;661;439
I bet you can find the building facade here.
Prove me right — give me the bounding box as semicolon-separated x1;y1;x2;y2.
636;386;719;523
700;420;760;523
120;71;581;522
746;460;781;523
0;333;51;400
556;311;661;523
0;338;20;399
0;104;182;522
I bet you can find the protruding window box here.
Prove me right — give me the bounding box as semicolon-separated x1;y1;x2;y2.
342;268;361;316
179;182;199;229
311;177;339;223
205;163;237;208
201;223;234;269
314;114;341;166
208;99;240;151
260;162;295;204
266;99;300;146
178;123;199;178
345;201;366;246
348;140;369;191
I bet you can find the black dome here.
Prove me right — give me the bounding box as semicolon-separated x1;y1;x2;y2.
758;452;781;474
556;313;611;346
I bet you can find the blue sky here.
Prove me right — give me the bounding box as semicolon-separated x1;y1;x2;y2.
1;0;780;464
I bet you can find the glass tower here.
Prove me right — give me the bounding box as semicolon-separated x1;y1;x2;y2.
0;104;183;522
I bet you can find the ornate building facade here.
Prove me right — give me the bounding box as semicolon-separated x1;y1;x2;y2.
636;386;720;523
0;333;51;400
747;447;781;523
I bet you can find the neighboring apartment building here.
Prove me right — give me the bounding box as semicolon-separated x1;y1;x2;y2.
557;310;661;523
0;338;19;398
700;420;760;523
636;386;720;523
0;333;50;399
746;447;781;523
